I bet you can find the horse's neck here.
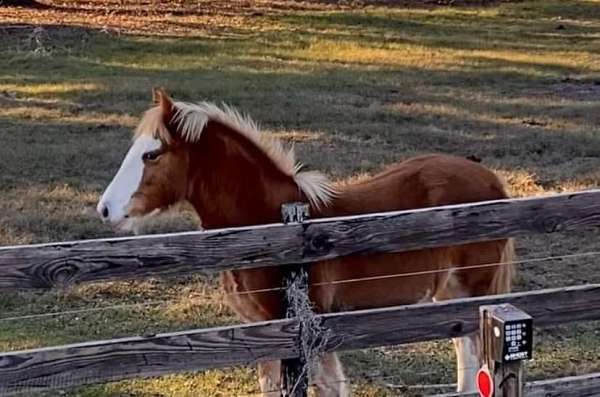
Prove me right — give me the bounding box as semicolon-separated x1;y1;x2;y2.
312;188;367;218
187;121;302;228
313;176;414;219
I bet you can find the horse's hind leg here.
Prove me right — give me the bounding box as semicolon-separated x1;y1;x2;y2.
436;282;480;392
436;240;513;392
432;300;481;391
434;268;482;392
452;334;480;392
258;360;281;397
312;352;349;397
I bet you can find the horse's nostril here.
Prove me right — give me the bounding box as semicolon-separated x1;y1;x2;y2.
101;205;109;219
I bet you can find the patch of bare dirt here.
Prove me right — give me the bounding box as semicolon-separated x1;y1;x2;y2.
0;6;268;38
5;0;509;14
0;0;509;38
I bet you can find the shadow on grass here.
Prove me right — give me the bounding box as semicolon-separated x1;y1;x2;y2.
1;24;599;178
0;5;599;396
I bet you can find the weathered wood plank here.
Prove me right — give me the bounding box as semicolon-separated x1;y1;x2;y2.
1;190;600;289
433;371;600;397
1;284;599;395
0;320;300;396
321;283;600;351
526;372;600;397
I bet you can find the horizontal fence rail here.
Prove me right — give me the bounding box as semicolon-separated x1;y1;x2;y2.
434;371;600;397
1;190;600;289
1;283;599;395
526;372;600;397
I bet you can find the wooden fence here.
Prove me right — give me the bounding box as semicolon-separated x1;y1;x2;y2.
1;190;600;395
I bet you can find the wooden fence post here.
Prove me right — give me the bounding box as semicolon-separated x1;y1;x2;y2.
280;203;311;397
479;304;533;397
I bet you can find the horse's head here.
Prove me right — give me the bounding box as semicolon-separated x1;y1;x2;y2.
98;88;336;232
97;88;189;231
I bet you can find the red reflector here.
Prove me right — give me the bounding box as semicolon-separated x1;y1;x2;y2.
477;365;493;397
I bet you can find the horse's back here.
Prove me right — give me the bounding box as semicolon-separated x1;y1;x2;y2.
312;154;513;312
331;154;508;215
390;153;508;205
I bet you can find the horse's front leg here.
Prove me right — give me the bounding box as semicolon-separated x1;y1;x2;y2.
312;352;349;397
258;360;281;397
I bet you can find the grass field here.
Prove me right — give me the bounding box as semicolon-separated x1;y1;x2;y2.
1;0;600;395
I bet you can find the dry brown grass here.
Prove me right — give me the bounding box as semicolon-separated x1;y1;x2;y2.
1;0;600;395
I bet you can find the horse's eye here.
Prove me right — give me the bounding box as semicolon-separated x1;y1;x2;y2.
142;151;161;162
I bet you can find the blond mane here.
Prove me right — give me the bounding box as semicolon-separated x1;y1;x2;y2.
135;101;337;209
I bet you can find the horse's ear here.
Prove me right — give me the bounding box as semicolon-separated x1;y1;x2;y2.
152;87;175;123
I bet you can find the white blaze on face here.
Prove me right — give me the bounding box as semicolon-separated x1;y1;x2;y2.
97;135;161;227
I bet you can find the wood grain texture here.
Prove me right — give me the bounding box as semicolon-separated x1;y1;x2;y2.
321;283;600;351
1;284;599;395
435;371;600;397
526;372;600;397
0;319;299;396
2;190;600;289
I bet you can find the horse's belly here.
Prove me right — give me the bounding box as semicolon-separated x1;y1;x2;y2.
310;249;451;312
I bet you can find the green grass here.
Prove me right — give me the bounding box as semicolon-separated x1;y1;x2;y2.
1;0;600;395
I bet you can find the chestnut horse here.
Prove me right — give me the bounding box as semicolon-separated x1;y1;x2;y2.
97;89;514;396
